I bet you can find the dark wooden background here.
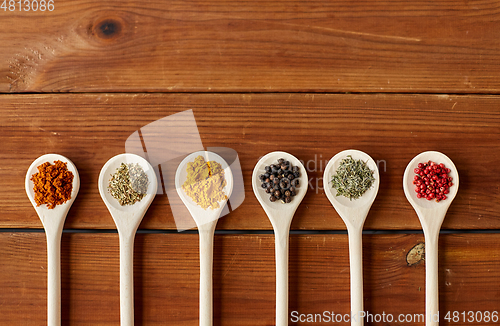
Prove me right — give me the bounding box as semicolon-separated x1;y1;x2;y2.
1;1;500;325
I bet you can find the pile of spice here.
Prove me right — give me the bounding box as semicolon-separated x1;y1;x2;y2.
259;158;300;203
331;155;375;200
182;155;228;210
413;161;453;202
108;163;149;206
31;160;74;209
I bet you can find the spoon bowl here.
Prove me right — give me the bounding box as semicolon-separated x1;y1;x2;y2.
252;151;308;230
403;151;459;326
175;151;233;326
98;153;157;326
25;154;80;326
323;149;380;229
323;149;379;326
252;151;308;326
99;153;158;223
26;154;80;230
175;151;234;228
403;151;459;219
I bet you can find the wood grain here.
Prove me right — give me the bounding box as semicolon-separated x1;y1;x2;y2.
1;0;500;93
1;93;499;230
0;232;498;325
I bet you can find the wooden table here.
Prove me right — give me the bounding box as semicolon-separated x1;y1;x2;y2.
1;1;499;325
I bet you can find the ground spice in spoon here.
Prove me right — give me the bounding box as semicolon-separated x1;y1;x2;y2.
182;155;228;210
31;160;74;209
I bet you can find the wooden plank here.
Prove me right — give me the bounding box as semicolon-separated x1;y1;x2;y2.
1;93;499;230
0;232;499;325
1;1;500;93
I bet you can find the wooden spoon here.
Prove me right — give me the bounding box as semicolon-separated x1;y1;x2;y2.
403;151;459;326
252;151;308;326
175;151;234;326
98;153;158;326
25;154;80;326
323;149;379;326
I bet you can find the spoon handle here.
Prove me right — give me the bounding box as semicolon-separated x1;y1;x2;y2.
424;232;440;326
348;227;364;326
45;230;62;326
119;233;135;326
199;223;216;326
274;227;290;326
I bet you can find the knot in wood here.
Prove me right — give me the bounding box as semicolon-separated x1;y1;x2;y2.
93;18;122;40
406;242;425;266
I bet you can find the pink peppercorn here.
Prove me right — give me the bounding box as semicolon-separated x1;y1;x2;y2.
413;160;453;202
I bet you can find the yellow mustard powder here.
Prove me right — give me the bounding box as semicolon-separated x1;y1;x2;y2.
182;155;228;210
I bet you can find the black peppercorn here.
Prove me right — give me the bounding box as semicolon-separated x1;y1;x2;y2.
261;159;300;204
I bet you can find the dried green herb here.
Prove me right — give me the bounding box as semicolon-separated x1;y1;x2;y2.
331;155;375;200
108;163;149;206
